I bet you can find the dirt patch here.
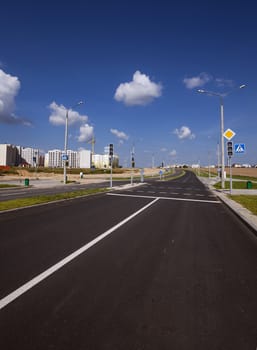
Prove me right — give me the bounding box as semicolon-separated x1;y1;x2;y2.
210;167;257;178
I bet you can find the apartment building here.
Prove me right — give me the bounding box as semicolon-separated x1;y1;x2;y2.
0;144;18;166
19;147;40;166
93;154;119;168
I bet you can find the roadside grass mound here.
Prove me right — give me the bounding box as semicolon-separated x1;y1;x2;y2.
0;188;107;211
0;184;21;188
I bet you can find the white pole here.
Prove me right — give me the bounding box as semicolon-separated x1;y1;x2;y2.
220;97;225;189
63;109;68;184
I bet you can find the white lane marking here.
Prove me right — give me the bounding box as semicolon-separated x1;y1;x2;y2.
107;192;220;204
0;197;159;311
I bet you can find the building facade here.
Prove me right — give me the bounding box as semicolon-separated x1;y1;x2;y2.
19;147;40;166
0;144;18;166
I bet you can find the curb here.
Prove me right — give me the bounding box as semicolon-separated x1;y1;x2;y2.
201;179;257;235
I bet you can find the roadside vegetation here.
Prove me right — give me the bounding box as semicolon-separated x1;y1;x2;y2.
214;181;257;190
0;188;108;212
0;184;20;188
229;195;257;216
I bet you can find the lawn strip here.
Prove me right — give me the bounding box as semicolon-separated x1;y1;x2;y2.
0;188;108;211
229;195;257;216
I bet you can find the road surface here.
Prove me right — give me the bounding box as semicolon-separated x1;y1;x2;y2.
0;171;257;349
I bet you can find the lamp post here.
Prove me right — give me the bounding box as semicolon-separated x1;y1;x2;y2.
197;85;246;189
63;101;83;184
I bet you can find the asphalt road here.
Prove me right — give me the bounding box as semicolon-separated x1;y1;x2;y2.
0;171;257;349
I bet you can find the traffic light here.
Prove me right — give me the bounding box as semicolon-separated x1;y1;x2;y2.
131;156;135;168
227;141;233;157
109;144;113;156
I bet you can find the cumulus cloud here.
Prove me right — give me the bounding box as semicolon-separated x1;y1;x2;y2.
114;70;162;106
0;69;31;125
174;126;195;140
77;124;94;143
110;128;129;141
49;102;88;126
169;149;177;157
160;147;167;152
183;72;212;89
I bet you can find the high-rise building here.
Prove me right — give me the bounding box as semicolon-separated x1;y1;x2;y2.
0;144;18;166
19;147;40;166
79;150;91;168
47;150;63;168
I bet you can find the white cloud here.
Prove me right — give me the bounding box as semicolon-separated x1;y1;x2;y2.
174;126;195;140
114;70;162;106
0;69;31;125
110;128;129;141
77;124;94;143
215;78;234;88
183;72;211;89
161;147;167;152
169;149;177;157
49;102;88;126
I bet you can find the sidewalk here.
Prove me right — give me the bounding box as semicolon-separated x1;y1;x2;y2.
198;176;257;233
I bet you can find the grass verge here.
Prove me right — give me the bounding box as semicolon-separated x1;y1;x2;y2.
0;184;20;188
229;195;257;216
214;181;257;190
0;188;108;212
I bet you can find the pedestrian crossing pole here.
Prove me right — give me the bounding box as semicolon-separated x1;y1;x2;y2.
227;141;233;194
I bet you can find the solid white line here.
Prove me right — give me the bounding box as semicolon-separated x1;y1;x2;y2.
107;192;220;204
0;197;159;311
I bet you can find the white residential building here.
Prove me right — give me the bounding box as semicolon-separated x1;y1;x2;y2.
79;150;91;168
93;154;119;169
67;150;79;168
0;144;18;166
47;149;63;167
20;147;39;166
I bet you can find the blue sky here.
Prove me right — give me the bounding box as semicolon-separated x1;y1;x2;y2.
0;0;256;167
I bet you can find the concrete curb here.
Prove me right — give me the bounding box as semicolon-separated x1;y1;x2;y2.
198;177;257;234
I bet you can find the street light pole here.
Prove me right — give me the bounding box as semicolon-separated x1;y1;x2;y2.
220;95;225;189
197;85;246;189
63;108;69;184
63;101;83;184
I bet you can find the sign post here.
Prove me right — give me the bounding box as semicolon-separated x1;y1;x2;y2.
109;144;113;188
227;141;233;194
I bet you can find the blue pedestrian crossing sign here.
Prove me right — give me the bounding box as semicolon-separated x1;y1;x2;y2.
234;143;245;154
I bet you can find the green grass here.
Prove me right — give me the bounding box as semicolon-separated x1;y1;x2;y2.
214;181;257;190
0;184;21;188
229;195;257;216
0;188;108;211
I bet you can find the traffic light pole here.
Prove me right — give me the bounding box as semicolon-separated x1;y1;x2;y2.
110;156;113;188
229;156;232;194
109;144;113;188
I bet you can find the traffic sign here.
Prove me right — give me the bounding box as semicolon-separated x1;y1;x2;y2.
234;143;245;154
62;154;68;161
223;128;236;140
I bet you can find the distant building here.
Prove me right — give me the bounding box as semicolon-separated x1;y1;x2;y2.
19;147;40;166
47;150;63;167
67;150;79;168
93;154;119;169
0;144;18;166
79;150;91;168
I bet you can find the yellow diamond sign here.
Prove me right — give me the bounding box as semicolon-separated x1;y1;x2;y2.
223;128;236;140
